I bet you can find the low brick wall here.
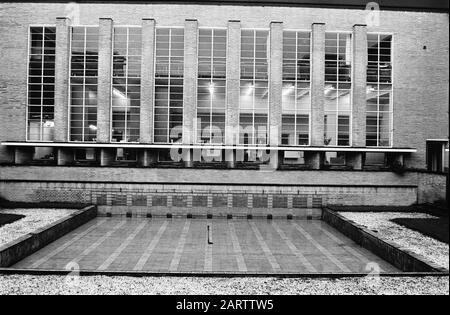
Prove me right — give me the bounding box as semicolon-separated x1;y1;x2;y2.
417;172;448;204
322;208;447;273
0;205;97;267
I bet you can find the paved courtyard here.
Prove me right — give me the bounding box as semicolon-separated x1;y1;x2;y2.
13;218;398;273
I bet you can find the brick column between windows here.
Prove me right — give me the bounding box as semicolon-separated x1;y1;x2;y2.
54;17;71;142
97;18;113;143
182;19;198;167
140;18;155;144
352;24;367;147
307;23;326;170
346;24;368;170
225;20;241;167
269;21;283;170
311;23;325;146
140;18;157;167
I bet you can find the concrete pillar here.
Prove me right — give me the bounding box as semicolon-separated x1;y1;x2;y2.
182;149;193;168
100;148;115;166
394;153;404;166
57;148;74;166
14;147;34;165
138;149;157;167
140;18;155;144
352;24;368;147
269;22;283;170
311;23;325;147
225;20;241;168
305;151;323;170
54;17;71;142
182;19;198;167
225;149;235;168
97;18;113;143
346;152;363;170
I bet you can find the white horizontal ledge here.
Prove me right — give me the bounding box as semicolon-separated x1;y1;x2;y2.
1;142;417;153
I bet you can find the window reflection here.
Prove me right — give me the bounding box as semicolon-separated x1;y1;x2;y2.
366;34;392;147
196;28;226;144
28;26;56;141
282;31;311;146
239;29;269;145
112;27;141;143
154;28;184;143
70;26;99;142
324;33;352;146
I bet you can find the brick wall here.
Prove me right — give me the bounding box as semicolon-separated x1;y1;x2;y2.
417;172;448;204
0;2;448;168
0;166;430;216
0;165;419;185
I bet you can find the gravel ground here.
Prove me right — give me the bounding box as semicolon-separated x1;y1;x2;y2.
340;212;449;270
0;209;76;247
0;275;448;295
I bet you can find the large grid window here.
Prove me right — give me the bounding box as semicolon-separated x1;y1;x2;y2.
112;27;142;143
324;32;352;146
366;34;393;147
27;26;56;141
69;26;99;142
154;28;184;143
281;31;311;146
240;29;269;145
197;28;226;144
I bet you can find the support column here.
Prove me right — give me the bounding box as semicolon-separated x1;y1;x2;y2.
138;149;157;167
346;152;363;170
182;19;198;167
269;21;283;170
97;18;113;143
57;148;74;166
352;24;367;147
305;151;324;170
54;17;71;142
100;148;115;166
225;20;241;168
140;18;155;144
311;23;325;147
14;147;34;165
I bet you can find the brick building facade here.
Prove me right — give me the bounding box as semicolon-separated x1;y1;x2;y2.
0;1;448;211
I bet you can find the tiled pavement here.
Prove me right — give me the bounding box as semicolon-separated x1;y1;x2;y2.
13;218;399;273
